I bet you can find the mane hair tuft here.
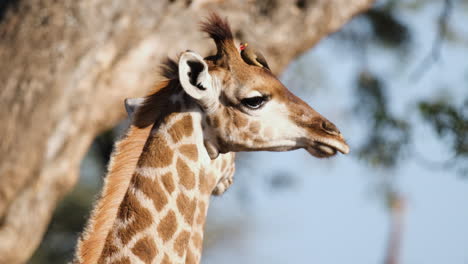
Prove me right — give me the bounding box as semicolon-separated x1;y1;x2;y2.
200;12;233;43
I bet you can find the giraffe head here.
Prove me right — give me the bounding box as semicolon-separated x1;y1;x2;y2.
175;14;349;159
128;13;349;160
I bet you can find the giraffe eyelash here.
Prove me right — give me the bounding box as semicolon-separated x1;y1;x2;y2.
240;95;270;109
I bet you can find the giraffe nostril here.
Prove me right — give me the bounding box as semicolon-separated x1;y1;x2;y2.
321;121;341;135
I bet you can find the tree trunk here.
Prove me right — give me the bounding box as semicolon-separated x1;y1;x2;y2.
0;0;374;262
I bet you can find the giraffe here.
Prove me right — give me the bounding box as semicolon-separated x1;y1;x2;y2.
73;13;349;264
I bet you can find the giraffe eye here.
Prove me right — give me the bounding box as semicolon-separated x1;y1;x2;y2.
241;96;268;109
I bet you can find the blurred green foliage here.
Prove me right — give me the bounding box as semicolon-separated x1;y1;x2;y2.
347;0;467;173
365;8;410;47
354;71;410;168
419;99;468;158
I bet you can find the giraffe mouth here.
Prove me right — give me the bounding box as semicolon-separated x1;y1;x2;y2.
307;138;350;158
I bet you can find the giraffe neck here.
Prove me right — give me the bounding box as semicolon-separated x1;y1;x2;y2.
75;80;235;264
97;109;220;264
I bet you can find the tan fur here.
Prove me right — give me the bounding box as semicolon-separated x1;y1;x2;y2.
177;158;196;189
75;125;152;264
161;254;172;264
174;230;191;257
131;236;158;264
111;257;131;264
179;144;198;161
161;172;175;194
157;210;178;242
132;172;168;212
176;193;197;224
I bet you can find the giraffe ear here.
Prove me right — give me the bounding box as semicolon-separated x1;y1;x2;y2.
124;97;144;121
179;51;218;110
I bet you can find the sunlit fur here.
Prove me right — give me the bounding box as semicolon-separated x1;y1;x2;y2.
75;125;153;264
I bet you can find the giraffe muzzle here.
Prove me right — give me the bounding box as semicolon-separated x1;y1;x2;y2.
306;137;350;158
298;117;349;157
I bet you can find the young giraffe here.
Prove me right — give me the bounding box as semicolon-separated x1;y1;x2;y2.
73;13;349;264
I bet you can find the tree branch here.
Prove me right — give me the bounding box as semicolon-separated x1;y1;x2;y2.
411;0;453;81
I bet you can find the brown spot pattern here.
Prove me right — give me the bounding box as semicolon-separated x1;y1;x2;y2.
179;144;199;161
173;230;191;257
161;172;175;194
240;131;250;141
131;174;167;212
110;257;131;264
233;113;248;128
131;236;158;264
176;158;195;189
249;121;261;133
186;249;198;264
212;116;220;128
99;232;119;261
157;210;178;242
192;232;203;250
176;193;197;224
161;254;172;264
196;200;207;226
199;171;216;195
168;115;194;143
140;134;173;168
116;191;153;245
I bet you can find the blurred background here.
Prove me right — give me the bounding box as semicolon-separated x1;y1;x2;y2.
2;0;466;263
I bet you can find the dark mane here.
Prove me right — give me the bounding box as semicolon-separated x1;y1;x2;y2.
133;57;181;128
159;57;179;80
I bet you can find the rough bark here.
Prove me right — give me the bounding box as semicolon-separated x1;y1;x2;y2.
0;0;374;262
